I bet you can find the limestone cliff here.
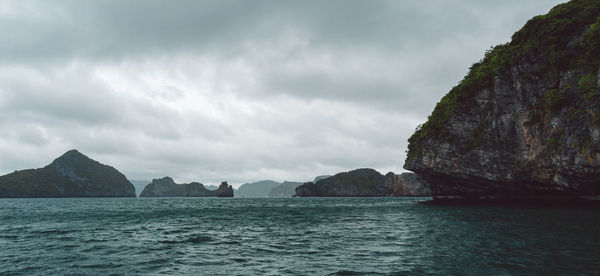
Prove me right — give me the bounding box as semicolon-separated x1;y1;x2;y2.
385;173;432;197
0;150;135;197
405;0;600;201
295;168;430;197
216;181;234;197
139;177;233;197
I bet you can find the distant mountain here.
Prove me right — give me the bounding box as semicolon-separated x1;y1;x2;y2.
129;179;150;197
205;185;219;190
235;180;281;198
0;150;135;198
268;181;303;198
295;168;431;197
139;177;233;197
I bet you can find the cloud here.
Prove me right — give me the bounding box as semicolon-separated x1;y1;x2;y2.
0;0;565;186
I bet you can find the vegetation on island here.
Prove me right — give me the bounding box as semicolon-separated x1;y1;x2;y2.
407;0;600;162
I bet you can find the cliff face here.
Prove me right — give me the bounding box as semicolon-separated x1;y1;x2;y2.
295;168;430;197
216;181;234;197
405;1;600;201
385;173;432;197
139;178;233;197
0;150;135;197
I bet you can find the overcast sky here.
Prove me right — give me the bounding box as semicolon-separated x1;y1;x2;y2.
0;0;564;187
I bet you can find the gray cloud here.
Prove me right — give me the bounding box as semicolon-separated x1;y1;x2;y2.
0;0;565;186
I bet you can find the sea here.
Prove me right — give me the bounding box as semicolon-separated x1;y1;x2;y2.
1;197;599;275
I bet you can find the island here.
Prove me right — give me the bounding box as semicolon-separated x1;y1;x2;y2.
295;168;431;197
139;177;233;197
404;0;600;202
0;150;135;197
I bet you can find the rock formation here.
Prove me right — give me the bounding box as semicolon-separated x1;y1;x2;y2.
295;168;430;197
217;181;234;197
385;173;432;197
0;150;135;197
139;177;233;197
404;0;600;201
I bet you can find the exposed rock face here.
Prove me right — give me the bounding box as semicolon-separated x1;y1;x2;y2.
216;181;234;197
295;168;430;197
140;178;233;197
385;173;432;197
0;150;135;198
268;181;303;198
405;1;600;201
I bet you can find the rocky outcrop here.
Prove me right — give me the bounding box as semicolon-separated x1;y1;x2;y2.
140;177;233;197
0;150;135;198
385;173;432;197
404;1;600;201
216;181;234;197
268;181;303;198
295;168;430;197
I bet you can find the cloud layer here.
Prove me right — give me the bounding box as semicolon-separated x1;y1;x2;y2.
0;0;565;186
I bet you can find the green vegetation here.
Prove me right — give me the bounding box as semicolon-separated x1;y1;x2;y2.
544;88;568;114
548;137;561;150
0;150;134;197
467;118;490;151
407;0;600;162
316;168;385;193
578;73;599;101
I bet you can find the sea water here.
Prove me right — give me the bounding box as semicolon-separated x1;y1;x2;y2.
1;197;599;275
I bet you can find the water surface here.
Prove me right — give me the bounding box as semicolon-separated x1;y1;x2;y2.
1;198;599;275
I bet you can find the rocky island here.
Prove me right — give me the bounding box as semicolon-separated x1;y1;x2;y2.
404;1;600;202
139;177;233;197
0;150;135;198
295;168;431;197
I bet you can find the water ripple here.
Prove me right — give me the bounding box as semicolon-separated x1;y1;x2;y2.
1;198;600;274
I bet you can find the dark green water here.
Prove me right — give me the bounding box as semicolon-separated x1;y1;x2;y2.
1;198;599;275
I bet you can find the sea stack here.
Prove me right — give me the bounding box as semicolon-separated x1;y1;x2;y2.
216;181;234;197
0;150;135;198
404;1;600;201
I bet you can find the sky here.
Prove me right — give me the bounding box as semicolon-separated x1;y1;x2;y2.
0;0;565;187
